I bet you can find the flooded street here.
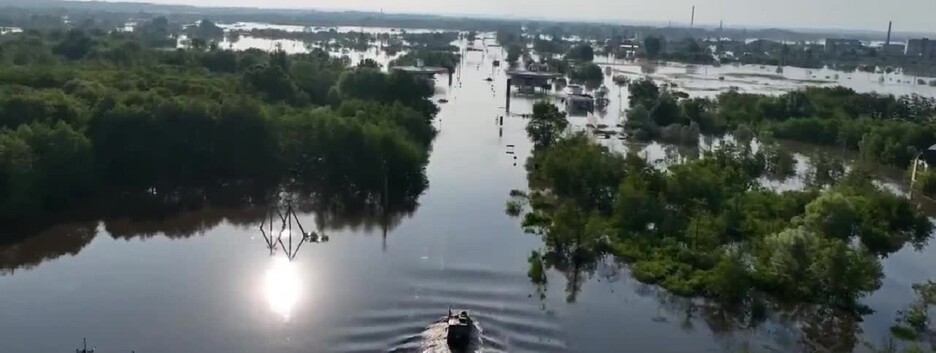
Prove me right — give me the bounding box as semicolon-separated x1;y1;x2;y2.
2;30;936;353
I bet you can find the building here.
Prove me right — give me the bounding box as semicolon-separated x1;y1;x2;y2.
825;38;863;56
907;38;935;59
745;39;783;54
505;70;562;89
391;59;449;81
882;43;906;56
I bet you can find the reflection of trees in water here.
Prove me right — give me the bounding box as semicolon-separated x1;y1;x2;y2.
101;183;275;240
797;306;862;353
2;177;425;272
529;240;866;353
628;282;864;353
93;181;417;240
0;223;97;275
287;185;418;233
529;241;616;303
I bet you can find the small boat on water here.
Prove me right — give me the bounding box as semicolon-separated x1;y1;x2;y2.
447;310;473;350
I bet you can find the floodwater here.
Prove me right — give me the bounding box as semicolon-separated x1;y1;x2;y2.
2;31;936;353
218;22;444;34
599;58;936;98
0;26;23;35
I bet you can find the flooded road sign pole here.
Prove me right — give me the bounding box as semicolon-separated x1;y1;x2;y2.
506;78;512;113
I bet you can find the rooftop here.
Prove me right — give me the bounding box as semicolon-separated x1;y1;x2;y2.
391;66;449;75
506;70;563;79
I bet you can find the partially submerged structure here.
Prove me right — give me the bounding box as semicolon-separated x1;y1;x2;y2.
506;70;563;90
391;59;449;80
504;69;562;112
560;85;595;114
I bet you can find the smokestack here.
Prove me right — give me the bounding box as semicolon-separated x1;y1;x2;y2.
886;21;893;46
691;6;696;28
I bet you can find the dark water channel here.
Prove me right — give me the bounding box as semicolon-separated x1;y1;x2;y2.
1;34;936;353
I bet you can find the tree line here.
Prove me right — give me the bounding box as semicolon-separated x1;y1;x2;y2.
0;28;439;238
624;78;936;169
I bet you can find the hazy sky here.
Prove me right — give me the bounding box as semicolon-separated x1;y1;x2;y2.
103;0;934;32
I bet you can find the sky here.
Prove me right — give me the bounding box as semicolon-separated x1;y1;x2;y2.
97;0;935;33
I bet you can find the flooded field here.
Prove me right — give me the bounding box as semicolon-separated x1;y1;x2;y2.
0;26;23;35
2;26;936;353
601;58;936;98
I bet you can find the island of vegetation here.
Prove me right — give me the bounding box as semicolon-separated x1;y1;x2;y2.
0;25;442;240
510;100;936;351
622;78;936;167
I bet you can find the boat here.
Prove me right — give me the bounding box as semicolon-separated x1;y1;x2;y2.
447;310;473;350
438;98;449;104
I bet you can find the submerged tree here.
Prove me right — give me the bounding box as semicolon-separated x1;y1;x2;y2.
526;102;569;149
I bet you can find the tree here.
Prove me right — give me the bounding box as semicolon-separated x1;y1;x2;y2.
528;134;625;213
52;29;96;60
188;19;224;40
807;153;845;187
754;226;882;304
644;36;662;58
507;44;523;63
526;102;569;149
200;49;238;73
803;192;859;240
565;44;595;62
627;78;660;108
243;64;298;102
649;93;682;126
569;62;603;84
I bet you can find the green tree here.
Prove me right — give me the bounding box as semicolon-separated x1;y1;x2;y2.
526;102;568;149
507;44;523;63
803;192;859;240
627;78;660;108
643;36;662;58
569;62;604;84
565;44;595;62
650;93;682;126
52;29;97;60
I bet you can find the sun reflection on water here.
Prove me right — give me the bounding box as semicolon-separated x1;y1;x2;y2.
264;256;302;321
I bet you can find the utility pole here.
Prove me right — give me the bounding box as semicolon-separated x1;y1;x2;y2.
884;20;893;59
690;6;696;28
886;21;893;46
